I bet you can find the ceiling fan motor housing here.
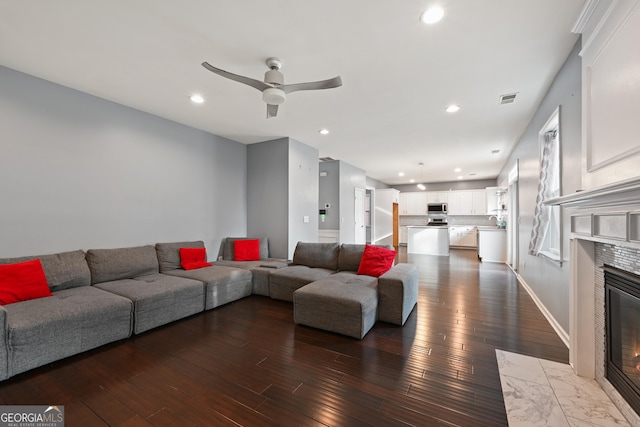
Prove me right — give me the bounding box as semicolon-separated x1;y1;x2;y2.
264;69;284;86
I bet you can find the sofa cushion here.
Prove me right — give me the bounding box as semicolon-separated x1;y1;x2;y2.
268;265;334;302
329;271;379;287
86;245;159;284
163;265;253;310
93;273;204;334
2;286;133;377
222;238;269;260
337;244;366;272
293;278;378;339
357;244;397;277
0;250;91;291
179;247;212;270
233;239;260;261
292;242;339;270
155;241;205;272
0;259;52;305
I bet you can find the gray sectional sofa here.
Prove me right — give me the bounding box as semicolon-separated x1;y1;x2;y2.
218;241;419;338
0;239;417;380
282;242;418;337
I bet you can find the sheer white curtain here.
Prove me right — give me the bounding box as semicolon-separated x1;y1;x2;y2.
529;131;558;255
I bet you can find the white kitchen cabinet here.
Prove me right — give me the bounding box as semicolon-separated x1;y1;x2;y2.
448;190;486;215
477;228;507;262
427;191;448;203
399;193;409;215
449;226;477;248
399;192;427;215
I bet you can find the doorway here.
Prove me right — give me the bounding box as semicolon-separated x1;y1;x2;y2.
365;188;373;243
355;187;366;244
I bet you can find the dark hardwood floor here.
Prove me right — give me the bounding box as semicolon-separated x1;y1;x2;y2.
0;248;569;426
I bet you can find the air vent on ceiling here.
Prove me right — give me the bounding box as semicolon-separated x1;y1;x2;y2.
499;93;518;104
319;157;335;162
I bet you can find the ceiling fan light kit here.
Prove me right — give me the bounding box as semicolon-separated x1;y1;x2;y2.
262;88;286;105
201;57;342;118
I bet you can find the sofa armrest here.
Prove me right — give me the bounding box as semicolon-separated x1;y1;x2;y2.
377;263;419;326
0;306;8;380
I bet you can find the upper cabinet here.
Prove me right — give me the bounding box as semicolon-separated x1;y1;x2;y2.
427;191;448;203
448;189;487;215
399;192;427;215
400;189;487;215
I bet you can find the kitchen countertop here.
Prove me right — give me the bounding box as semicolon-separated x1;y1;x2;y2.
477;226;506;231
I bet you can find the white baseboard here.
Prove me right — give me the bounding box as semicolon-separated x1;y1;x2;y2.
508;265;570;350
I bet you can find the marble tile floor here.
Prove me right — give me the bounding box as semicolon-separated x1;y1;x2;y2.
496;350;631;426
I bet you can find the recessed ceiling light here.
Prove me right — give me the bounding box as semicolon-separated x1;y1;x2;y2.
190;94;204;104
319;129;330;135
457;176;464;180
417;183;426;190
445;104;460;113
398;172;405;177
454;167;461;172
420;6;444;24
410;179;415;183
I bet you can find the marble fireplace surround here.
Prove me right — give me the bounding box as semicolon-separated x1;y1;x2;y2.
549;176;640;424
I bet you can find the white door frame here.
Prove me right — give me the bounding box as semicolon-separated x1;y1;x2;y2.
507;161;519;271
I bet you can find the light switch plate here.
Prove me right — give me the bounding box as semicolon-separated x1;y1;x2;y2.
303;216;309;223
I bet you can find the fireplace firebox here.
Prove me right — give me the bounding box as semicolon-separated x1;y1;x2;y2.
605;265;640;415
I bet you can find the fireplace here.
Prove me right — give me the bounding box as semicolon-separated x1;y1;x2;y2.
605;265;640;415
549;177;640;425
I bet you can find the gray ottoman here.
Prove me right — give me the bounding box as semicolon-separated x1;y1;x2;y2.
293;278;378;339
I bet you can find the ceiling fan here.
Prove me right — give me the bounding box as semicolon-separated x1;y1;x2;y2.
201;57;342;118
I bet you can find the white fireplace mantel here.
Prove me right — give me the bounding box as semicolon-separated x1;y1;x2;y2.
547;176;640;211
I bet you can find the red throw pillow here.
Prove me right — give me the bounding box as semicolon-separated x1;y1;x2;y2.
357;244;397;277
234;239;260;261
0;259;53;305
180;247;212;270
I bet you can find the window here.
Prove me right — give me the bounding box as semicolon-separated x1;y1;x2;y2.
529;107;563;264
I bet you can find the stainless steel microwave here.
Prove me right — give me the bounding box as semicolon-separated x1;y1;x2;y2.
427;203;448;214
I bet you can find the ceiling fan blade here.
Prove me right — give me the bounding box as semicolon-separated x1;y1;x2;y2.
267;104;279;118
201;62;271;92
282;76;342;94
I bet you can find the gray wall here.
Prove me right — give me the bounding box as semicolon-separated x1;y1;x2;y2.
393;178;497;193
317;160;366;242
318;161;340;230
366;176;390;189
497;39;582;334
247;138;289;258
248;137;319;259
0;66;247;258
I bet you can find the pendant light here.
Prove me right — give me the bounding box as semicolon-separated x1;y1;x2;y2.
417;163;426;190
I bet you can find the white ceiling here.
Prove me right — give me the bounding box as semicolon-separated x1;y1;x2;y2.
0;0;583;185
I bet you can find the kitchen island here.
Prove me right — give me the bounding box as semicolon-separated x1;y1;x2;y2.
477;226;507;262
407;226;450;256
